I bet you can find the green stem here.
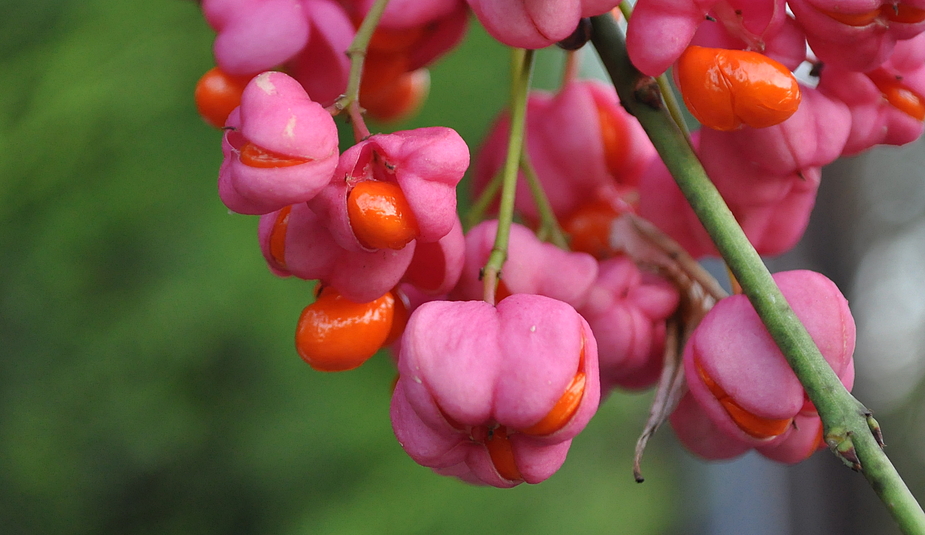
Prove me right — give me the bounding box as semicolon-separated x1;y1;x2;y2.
520;153;569;249
655;75;691;142
465;170;503;231
482;48;535;305
590;14;925;535
331;0;390;137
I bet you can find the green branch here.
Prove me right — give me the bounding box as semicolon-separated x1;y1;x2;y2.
481;48;535;305
589;14;925;534
330;0;391;139
520;152;569;249
466;169;502;231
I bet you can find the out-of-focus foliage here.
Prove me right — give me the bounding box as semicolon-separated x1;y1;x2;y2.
0;1;678;533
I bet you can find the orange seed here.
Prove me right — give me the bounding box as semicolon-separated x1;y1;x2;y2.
695;358;793;439
677;46;801;131
347;180;420;250
239;142;312;168
485;426;523;482
295;287;395;372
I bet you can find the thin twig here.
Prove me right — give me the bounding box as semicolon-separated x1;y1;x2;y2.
481;49;535;305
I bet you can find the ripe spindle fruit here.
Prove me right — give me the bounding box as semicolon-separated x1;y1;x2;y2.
194;67;252;128
677;46;802;131
347;180;420;250
295;287;396;372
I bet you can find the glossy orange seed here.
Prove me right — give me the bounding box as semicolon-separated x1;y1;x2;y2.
521;373;587;437
677;46;801;131
347;180;420;250
194;67;252;128
239;142;312;168
718;399;793;439
268;205;292;270
869;73;925;121
485;426;523;482
695;358;793;439
521;341;588;437
823;3;925;25
820;7;881;26
295;287;395;372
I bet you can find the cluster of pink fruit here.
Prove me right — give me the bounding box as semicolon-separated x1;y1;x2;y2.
194;0;925;487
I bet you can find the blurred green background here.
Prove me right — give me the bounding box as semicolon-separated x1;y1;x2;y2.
0;2;681;533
